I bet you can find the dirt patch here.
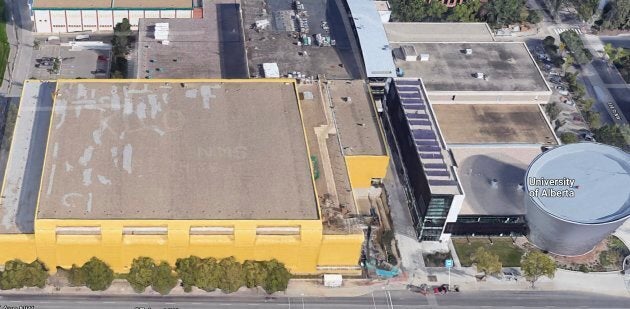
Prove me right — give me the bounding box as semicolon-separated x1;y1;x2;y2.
517;236;629;272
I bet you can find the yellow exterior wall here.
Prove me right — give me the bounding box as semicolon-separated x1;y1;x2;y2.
318;234;363;268
0;79;365;276
29;219;362;275
344;155;389;189
0;235;37;265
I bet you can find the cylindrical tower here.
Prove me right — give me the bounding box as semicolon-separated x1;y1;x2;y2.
524;143;630;256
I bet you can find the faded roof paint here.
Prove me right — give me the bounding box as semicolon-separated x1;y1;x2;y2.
36;80;319;220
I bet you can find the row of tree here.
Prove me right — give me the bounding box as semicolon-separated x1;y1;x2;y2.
559;31;592;65
2;256;291;295
472;248;556;288
391;0;540;26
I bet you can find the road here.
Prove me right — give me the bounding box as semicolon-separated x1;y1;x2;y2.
2;0;34;97
589;59;630;122
0;290;629;308
600;36;630;49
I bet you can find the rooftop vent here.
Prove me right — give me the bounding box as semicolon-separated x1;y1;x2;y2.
490;178;498;188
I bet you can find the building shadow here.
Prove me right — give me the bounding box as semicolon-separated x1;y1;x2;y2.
216;3;248;78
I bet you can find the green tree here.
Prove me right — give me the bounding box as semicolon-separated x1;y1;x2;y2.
0;260;48;290
218;257;245;293
112;18;132;56
602;0;630;30
261;259;291;294
545;102;560;120
543;36;556;47
392;0;428;22
81;257;114;291
560;132;579;144
447;0;482;22
175;256;202;292
242;260;267;288
576;0;600;22
579;98;594;111
527;10;542;24
425;0;448;21
560;30;592;65
67;264;86;287
562;54;574;72
194;257;221;292
593;124;630;150
151;262;178;295
471;247;502;276
127;257;157;293
521;251;556;288
584;110;601;128
485;0;526;26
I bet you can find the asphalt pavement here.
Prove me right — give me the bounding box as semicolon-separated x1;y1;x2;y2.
600;36;630;49
0;290;629;308
590;59;630;122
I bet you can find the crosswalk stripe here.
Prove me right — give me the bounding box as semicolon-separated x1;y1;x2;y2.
554;28;581;35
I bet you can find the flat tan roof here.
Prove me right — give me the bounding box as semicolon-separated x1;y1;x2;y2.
384;23;494;43
452;146;542;216
33;0;192;9
329;80;386;156
392;42;549;92
433;104;557;145
36;80;319;220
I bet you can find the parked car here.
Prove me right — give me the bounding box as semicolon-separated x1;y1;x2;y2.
91;69;106;74
556;85;569;95
97;55;109;61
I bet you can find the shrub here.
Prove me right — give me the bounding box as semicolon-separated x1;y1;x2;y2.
81;257;114;291
0;260;48;290
261;259;291;294
151;262;178;295
127;257;156;293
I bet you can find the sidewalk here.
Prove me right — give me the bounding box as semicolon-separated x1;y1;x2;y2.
1;268;628;298
406;267;630;297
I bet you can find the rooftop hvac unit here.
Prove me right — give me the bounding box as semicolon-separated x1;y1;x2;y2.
154;23;169;40
465;48;473;55
419;54;429;61
262;63;280;78
475;72;485;79
401;45;417;61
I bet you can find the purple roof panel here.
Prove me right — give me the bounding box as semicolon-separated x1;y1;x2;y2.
426;170;450;177
412;130;436;140
424;163;447;169
429;179;459;186
419;153;443;159
415;140;438;146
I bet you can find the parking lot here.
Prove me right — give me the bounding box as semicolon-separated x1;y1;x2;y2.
30;42;112;79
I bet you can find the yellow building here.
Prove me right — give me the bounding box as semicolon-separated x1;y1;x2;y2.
0;79;388;275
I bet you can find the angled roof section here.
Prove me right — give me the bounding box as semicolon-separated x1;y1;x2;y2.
347;0;396;78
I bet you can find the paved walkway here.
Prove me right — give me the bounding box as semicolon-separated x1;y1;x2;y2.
2;269;628;298
1;0;34;97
